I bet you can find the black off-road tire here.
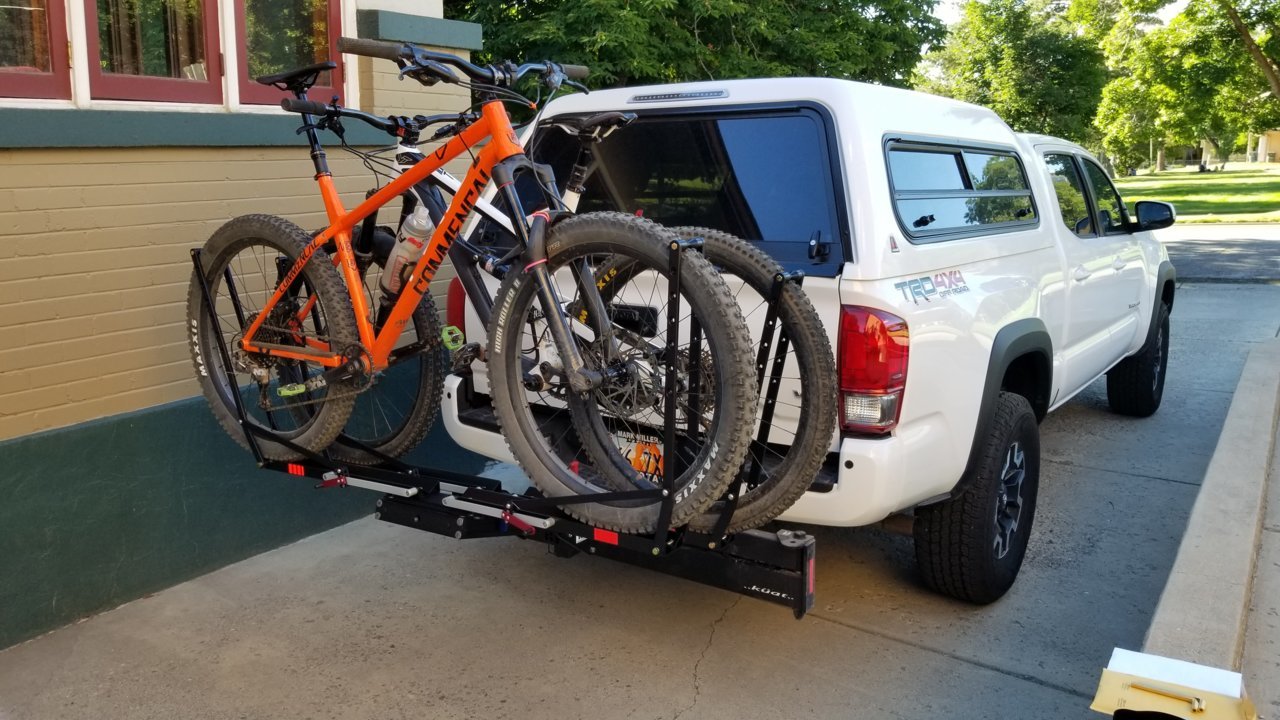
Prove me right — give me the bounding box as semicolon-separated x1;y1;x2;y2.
913;391;1040;604
1106;302;1170;417
595;227;836;533
328;295;447;465
488;212;757;533
187;214;360;461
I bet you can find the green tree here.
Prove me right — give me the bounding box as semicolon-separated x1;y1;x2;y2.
915;0;1107;141
448;0;946;87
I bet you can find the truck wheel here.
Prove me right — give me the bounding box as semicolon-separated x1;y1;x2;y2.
1106;302;1170;417
913;392;1040;604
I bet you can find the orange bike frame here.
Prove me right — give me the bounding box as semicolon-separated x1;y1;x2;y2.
239;100;526;370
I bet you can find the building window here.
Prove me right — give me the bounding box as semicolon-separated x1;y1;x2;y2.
235;0;341;104
886;141;1038;243
0;0;71;99
84;0;224;102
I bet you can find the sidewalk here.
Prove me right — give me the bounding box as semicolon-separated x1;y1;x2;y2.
1142;339;1280;714
1244;432;1280;715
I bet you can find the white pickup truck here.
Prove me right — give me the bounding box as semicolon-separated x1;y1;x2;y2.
440;78;1176;603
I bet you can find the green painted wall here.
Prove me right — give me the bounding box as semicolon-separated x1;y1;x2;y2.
0;398;491;649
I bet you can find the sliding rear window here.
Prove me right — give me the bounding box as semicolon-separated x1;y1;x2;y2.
531;106;846;273
885;140;1038;243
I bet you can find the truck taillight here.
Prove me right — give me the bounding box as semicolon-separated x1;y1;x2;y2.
838;305;908;435
446;276;465;334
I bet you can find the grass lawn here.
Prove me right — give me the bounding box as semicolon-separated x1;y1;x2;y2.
1113;164;1280;223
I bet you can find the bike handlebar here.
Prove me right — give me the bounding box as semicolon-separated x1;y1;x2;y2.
335;36;589;87
335;37;402;63
280;98;332;116
280;97;474;142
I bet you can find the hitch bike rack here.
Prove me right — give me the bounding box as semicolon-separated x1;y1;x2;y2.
190;237;817;618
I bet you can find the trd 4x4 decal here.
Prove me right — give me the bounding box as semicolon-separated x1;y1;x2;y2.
894;270;970;304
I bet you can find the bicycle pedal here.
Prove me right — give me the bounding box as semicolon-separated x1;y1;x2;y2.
451;342;484;374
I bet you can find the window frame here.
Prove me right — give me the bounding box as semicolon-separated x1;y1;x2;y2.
533;102;851;274
82;0;224;103
0;0;72;99
234;0;343;105
1078;156;1132;237
884;135;1040;244
1042;152;1098;239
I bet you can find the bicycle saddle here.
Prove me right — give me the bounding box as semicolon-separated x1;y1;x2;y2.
551;112;636;139
256;61;338;92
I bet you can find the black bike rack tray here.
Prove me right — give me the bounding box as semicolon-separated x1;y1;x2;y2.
191;243;816;620
266;454;815;619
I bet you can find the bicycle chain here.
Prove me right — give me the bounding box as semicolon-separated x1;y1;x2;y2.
237;327;377;411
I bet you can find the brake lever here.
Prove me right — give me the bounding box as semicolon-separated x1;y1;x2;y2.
399;59;459;86
564;79;590;94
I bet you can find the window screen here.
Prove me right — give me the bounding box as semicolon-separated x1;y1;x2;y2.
886;143;1037;241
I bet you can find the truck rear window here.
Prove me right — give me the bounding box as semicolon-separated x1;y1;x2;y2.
531;108;845;273
886;143;1038;242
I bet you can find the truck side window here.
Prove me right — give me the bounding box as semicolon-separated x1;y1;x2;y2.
1043;153;1094;238
1081;160;1130;235
886;143;1037;242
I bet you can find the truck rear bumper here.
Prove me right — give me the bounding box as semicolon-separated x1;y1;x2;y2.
442;374;938;529
776;437;905;527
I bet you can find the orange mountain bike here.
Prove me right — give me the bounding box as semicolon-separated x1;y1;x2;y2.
186;38;757;532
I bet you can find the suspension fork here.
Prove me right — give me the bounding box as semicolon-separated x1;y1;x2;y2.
491;159;605;393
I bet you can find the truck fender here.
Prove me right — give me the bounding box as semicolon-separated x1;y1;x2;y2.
946;318;1053;500
1143;260;1176;345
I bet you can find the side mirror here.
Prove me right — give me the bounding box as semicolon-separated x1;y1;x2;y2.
1134;200;1176;231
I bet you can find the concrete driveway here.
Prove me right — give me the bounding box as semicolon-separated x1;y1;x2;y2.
2;280;1278;718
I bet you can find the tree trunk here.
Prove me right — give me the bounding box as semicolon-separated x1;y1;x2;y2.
1156;143;1166;172
1219;0;1280;99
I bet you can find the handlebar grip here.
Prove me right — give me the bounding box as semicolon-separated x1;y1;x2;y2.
561;64;590;80
337;36;405;62
280;98;331;115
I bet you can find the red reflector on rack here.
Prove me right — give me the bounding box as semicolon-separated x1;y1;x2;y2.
287;463;305;476
808;556;816;595
593;528;619;546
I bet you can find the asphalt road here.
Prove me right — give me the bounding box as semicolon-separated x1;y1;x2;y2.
1155;224;1280;282
2;232;1279;719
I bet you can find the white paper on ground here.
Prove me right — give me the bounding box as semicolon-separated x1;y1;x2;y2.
1108;648;1243;698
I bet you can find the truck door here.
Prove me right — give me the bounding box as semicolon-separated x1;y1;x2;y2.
1078;158;1143;354
1042;153;1129;391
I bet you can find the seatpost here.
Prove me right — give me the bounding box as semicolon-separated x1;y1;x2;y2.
296;90;331;177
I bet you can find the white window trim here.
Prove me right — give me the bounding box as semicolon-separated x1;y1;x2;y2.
2;0;361;113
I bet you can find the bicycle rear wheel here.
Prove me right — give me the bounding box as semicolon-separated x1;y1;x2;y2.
327;295;447;465
487;213;757;534
596;228;836;532
187;214;360;461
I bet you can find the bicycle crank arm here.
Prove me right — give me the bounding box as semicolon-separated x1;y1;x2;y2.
277;357;365;397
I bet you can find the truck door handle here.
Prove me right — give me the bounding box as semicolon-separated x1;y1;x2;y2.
1073;266;1092;282
1112;257;1126;271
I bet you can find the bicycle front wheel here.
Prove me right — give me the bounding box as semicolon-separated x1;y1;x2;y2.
186;214;361;461
488;212;757;534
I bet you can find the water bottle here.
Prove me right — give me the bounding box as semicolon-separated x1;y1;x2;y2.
379;205;435;296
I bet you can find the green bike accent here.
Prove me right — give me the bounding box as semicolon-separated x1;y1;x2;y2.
442;325;465;351
277;384;307;398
